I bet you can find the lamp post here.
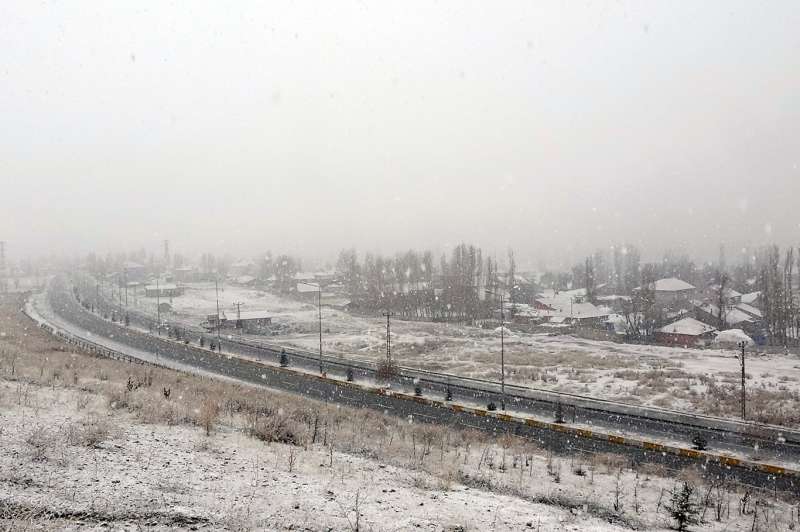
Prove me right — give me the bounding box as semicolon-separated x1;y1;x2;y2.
215;277;222;352
485;289;506;410
156;278;161;335
305;282;324;375
738;340;747;420
382;311;394;368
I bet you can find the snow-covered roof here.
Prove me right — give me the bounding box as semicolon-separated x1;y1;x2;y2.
714;329;754;347
643;278;695;292
735;302;762;318
596;295;631;302
658;317;716;336
235;275;256;284
740;291;761;305
536;298;609;319
228;310;271;321
693;301;754;326
294;272;316;280
725;308;754;326
562;287;587;297
296;282;320;293
707;285;742;298
145;283;178;290
124;261;145;269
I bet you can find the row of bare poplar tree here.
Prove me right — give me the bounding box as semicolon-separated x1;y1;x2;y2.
335;244;517;323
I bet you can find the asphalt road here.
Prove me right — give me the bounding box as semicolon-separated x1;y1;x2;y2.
76;275;800;455
42;274;800;492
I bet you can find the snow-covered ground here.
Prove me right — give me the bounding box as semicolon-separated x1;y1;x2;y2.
5;291;800;531
2;330;797;530
121;283;800;425
4;386;634;531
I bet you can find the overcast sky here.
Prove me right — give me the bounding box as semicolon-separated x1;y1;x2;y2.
1;1;798;268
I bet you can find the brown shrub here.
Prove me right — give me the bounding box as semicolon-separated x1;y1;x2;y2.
199;395;220;436
65;413;114;448
245;408;305;446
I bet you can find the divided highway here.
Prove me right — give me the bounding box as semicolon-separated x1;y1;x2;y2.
36;273;800;492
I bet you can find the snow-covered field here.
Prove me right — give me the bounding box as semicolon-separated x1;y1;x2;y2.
4;386;624;531
127;283;800;425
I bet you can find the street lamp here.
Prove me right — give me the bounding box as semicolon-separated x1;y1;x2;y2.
485;288;506;410
737;340;747;420
305;282;324;375
156;278;161;335
215;277;222;352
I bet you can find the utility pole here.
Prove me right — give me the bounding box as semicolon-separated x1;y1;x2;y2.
156;278;161;335
215;277;222;352
232;301;245;329
318;286;323;375
485;289;507;410
382;311;394;367
500;292;506;410
307;282;324;374
124;270;128;306
739;341;746;420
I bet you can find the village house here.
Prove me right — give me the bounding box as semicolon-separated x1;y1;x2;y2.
637;278;696;307
703;285;742;305
144;282;184;298
296;282;321;301
205;310;272;334
173;267;200;283
530;294;610;327
740;291;762;307
655;317;716;346
693;301;760;336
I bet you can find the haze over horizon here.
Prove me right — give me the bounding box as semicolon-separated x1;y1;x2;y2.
2;1;799;267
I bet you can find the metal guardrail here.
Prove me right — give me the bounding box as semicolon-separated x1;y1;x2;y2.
27;313;162;370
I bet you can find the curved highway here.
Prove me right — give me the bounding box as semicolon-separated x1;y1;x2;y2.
34;273;800;492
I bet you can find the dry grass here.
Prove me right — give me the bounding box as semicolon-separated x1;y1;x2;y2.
64;412;116;448
689;380;800;426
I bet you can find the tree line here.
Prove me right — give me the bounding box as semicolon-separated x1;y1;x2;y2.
335;244;516;323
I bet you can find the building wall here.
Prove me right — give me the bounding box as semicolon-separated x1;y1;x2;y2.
654;331;707;346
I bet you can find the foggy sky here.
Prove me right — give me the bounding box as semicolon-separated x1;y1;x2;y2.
2;1;798;268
